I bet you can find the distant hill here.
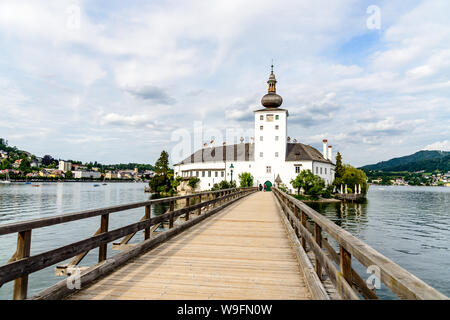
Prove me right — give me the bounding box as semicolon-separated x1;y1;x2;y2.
359;150;450;172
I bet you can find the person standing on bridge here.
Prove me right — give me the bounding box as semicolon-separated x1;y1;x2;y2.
259;184;263;191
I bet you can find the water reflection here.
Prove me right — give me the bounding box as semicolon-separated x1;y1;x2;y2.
308;201;369;233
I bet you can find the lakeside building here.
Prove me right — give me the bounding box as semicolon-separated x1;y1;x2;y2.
73;170;101;179
105;171;118;179
174;67;335;192
58;161;72;172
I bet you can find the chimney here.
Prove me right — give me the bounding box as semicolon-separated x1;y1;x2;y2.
328;145;332;162
322;139;328;159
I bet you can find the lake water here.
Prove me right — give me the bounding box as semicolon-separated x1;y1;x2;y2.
0;183;449;300
0;182;170;300
308;185;450;299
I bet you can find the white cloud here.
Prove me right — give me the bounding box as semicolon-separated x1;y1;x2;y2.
0;0;449;166
424;141;450;151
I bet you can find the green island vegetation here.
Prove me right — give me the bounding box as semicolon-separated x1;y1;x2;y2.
289;152;368;201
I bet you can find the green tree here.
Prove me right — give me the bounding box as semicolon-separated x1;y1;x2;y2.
188;177;200;190
340;165;369;195
335;152;344;179
1;158;11;170
65;171;73;179
18;158;31;173
238;172;254;188
155;151;169;175
290;170;325;195
219;180;231;189
148;151;175;194
171;176;183;190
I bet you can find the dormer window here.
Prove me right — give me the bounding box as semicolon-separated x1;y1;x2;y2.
275;115;279;120
260;115;264;120
275;125;279;130
260;126;263;130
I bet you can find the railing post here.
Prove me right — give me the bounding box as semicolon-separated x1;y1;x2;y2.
314;223;323;280
198;195;202;215
98;214;109;262
301;211;307;249
294;206;300;238
144;205;151;240
13;230;32;300
340;245;352;285
185;198;190;221
169;201;174;228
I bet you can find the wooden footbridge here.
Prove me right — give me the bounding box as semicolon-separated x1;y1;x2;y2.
0;187;447;300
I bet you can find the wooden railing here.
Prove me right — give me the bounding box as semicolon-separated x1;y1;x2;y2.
272;187;448;300
0;187;257;300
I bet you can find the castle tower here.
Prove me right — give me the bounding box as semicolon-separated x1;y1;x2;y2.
253;65;288;187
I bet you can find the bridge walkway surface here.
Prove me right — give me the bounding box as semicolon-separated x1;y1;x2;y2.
67;192;311;300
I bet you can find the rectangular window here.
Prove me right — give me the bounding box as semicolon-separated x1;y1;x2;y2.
266;114;274;122
275;125;279;130
202;171;205;177
275;152;279;157
295;166;301;174
260;136;263;141
325;168;327;174
260;115;264;120
315;167;318;174
320;168;322;174
275;115;279;120
221;171;224;177
260;126;263;130
266;166;271;174
275;136;279;141
196;171;199;177
215;171;218;177
260;152;263;157
208;171;211;177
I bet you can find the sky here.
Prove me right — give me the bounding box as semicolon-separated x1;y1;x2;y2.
0;0;449;167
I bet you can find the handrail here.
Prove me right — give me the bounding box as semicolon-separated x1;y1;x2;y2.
0;187;257;300
272;187;448;300
0;187;239;236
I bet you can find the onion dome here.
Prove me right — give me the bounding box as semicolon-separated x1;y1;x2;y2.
261;65;283;108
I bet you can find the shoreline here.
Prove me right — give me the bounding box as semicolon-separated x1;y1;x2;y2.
3;180;147;183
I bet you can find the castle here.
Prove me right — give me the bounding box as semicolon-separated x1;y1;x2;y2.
174;66;335;192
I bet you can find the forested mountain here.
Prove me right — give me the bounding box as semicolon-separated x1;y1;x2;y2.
360;150;450;172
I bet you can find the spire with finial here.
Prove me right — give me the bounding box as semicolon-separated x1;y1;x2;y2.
261;63;283;108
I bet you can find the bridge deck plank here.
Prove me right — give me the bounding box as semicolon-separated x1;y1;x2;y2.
68;192;312;300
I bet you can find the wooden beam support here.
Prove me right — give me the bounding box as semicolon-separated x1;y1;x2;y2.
315;223;323;280
185;198;190;221
300;211;307;250
98;214;109;262
13;230;32;300
144;205;151;240
169;201;174;229
340;246;352;286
